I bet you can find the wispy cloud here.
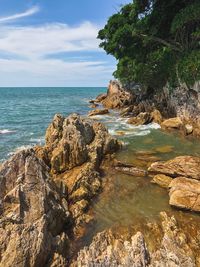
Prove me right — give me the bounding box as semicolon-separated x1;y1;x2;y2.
0;6;39;23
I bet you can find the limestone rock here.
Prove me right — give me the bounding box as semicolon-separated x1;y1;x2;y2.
151;174;173;188
88;108;109;116
148;156;200;180
0;149;70;267
169;177;200;212
161;117;183;129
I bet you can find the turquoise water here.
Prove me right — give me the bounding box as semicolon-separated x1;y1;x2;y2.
0;87;105;161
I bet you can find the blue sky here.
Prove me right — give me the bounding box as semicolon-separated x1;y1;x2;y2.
0;0;131;87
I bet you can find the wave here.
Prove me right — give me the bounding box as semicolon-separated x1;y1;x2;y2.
0;129;16;134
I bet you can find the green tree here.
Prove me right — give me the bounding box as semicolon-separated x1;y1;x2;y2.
98;0;200;90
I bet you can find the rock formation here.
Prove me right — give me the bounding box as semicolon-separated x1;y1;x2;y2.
72;212;196;267
0;149;70;267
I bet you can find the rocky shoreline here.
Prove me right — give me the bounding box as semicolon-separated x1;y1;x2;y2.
1;82;200;266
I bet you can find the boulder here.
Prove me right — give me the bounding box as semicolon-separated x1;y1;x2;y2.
128;112;152;126
161;117;183;129
150;109;163;124
151;174;173;188
185;124;193;135
88;108;109;116
148;156;200;180
0;149;70;267
169;177;200;212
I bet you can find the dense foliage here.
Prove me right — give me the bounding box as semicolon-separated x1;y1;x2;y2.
98;0;200;90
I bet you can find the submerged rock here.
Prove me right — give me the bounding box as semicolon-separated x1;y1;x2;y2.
169;177;200;212
114;160;147;177
88;108;109;116
148;156;200;180
0;149;70;267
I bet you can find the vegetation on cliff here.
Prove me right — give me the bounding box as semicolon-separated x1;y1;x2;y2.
98;0;200;90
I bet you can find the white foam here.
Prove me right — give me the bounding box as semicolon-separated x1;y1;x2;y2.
0;129;16;134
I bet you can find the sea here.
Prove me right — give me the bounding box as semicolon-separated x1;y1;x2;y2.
0;87;162;162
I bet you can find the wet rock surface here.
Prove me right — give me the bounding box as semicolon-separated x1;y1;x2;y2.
88;108;109;116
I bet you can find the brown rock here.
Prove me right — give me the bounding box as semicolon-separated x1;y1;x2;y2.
114;160;147;177
89;103;98;109
169;177;200;212
161;117;183;129
151;174;173;188
95;93;107;102
150;109;163;124
128;112;152;126
88;108;109;116
0;149;70;267
185;124;193;135
148;156;200;180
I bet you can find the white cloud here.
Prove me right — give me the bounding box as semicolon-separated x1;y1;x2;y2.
0;6;40;23
0;12;114;86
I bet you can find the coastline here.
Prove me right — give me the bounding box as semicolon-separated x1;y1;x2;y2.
1;83;200;265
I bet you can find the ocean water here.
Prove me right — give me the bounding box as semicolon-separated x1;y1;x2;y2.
0;87;106;161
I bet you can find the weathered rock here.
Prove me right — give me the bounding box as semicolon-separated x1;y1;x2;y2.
114;160;147;177
88;108;109;116
43;113;119;174
40;113;120;227
95;93;107;102
148;156;200;180
128;112;152;126
0;149;70;267
161;117;183;129
150;212;195;267
100;81;135;109
169;177;200;212
73;230;150;267
151;174;173;188
73;212;196;267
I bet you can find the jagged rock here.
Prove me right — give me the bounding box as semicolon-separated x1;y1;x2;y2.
148;156;200;180
43;113;119;174
0;149;70;267
128;112;152;126
150;212;195;267
88;108;109;116
38;113;120;227
161;117;183;129
114;160;147;177
73;230;150;267
95;93;107;102
169;177;200;212
151;174;173;188
73;212;196;267
89;103;98;109
100;81;135;109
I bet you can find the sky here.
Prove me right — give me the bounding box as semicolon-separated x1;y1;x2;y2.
0;0;131;87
